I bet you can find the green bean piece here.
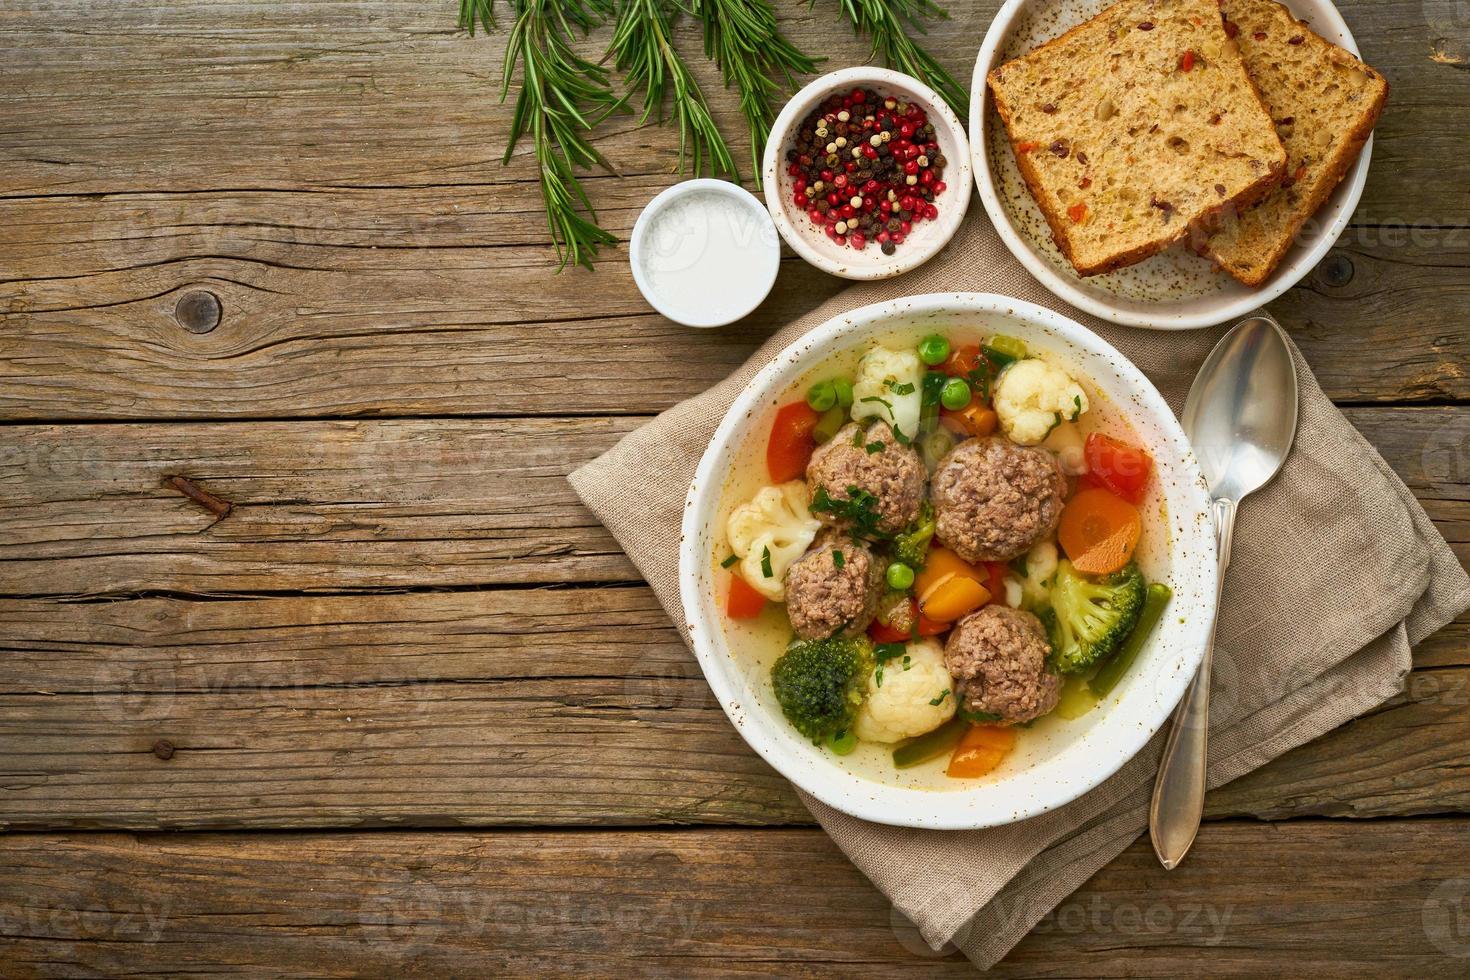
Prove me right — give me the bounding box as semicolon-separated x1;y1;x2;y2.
812;406;847;444
892;715;969;768
832;377;854;408
982;334;1028;366
1089;583;1173;697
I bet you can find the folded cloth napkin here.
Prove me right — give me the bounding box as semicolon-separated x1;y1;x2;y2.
569;214;1470;968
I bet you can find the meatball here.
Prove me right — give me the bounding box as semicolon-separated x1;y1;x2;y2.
944;605;1060;725
785;534;886;640
806;420;926;537
931;436;1066;563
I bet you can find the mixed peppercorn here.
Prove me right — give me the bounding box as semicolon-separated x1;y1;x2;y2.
784;87;949;256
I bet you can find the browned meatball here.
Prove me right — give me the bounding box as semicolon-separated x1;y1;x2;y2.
944;605;1060;725
785;534;886;640
806;420;925;538
931;437;1066;563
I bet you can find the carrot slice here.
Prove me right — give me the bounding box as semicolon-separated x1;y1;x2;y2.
1057;487;1142;575
920;575;991;622
947;724;1016;778
725;574;767;619
940;403;997;438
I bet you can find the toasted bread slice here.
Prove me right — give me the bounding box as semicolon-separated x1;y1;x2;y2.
1201;0;1388;285
988;0;1286;277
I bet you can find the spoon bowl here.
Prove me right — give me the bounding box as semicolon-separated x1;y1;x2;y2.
1181;317;1299;501
1149;313;1300;869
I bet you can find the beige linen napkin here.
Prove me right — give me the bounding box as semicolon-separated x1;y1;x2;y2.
569;214;1470;969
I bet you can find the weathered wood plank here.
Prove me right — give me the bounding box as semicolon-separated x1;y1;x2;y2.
1;2;1467;420
0;407;1463;595
0;581;1465;830
1;821;1468;977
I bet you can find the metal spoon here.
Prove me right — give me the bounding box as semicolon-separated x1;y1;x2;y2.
1148;314;1299;870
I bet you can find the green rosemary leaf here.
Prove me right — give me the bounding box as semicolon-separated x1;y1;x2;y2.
819;0;968;117
496;0;624;270
691;0;821;184
610;0;738;179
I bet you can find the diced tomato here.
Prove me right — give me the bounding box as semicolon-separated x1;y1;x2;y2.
1083;432;1154;503
767;402;821;483
869;600;948;642
985;561;1009;601
725;574;767;619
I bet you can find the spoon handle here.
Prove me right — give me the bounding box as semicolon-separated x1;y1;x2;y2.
1149;496;1236;870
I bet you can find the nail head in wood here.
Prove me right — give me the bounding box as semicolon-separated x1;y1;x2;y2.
152;739;176;760
175;290;222;334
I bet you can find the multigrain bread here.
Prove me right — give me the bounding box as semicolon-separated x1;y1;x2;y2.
1201;0;1388;285
988;0;1287;277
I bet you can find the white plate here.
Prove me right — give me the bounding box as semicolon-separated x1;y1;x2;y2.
679;292;1217;829
969;0;1373;329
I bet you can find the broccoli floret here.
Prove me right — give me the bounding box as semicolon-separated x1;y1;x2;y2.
1042;560;1146;675
771;636;875;743
891;501;935;569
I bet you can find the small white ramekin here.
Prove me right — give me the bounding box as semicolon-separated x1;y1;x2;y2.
629;178;780;329
762;67;972;281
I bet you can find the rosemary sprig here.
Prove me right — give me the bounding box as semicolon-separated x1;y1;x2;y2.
691;0;820;185
610;0;738;179
491;0;623;270
822;0;968;117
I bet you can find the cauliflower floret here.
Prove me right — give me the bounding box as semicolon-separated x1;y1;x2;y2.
993;358;1089;445
850;344;923;444
853;638;957;743
726;481;821;601
1018;538;1059;610
1041;420;1088;476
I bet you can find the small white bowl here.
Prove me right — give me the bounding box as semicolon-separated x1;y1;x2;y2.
629;178;780;328
762;67;972;281
679;292;1217;829
969;0;1374;330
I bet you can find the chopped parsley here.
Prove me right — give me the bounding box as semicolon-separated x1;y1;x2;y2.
864;440;885;454
831;549;845;569
929;689;952;707
874;642;906;688
921;371;947;408
810;484;889;540
1072;394;1083;418
720;553;739;569
902;655;912;670
960;708;1004;724
760;546;773;579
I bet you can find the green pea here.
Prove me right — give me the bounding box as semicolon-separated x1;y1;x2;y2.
918;334;950;366
886;562;916;591
828;729;858;755
806;380;837;412
940;377;972;411
832;377;854;408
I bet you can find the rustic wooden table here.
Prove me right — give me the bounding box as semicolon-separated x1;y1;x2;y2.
2;0;1468;974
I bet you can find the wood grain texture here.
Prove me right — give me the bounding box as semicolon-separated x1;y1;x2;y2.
2;821;1469;977
0;407;1463;596
0;580;1465;830
1;1;1467;421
